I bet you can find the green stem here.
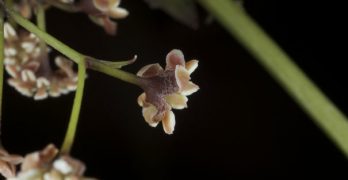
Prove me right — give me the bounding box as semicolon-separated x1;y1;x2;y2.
6;7;141;86
61;59;86;154
0;7;5;145
4;0;16;27
198;0;348;158
36;3;46;32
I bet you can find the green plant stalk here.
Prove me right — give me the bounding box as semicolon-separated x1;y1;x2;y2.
61;60;86;154
0;8;5;144
6;7;141;86
4;0;16;27
37;4;46;31
198;0;348;158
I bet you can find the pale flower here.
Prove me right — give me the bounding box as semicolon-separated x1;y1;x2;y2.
0;149;23;179
137;49;199;134
9;144;95;180
4;23;78;100
78;0;128;35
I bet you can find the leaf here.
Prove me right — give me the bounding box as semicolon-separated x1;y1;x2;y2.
144;0;199;29
88;55;137;69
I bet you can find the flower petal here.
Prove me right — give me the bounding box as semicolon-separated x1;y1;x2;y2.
4;23;17;40
180;82;199;96
165;49;185;70
175;65;190;88
137;93;146;107
185;60;198;74
108;7;129;19
162;111;175;135
136;63;164;77
5;65;19;78
34;87;48;101
92;0;111;12
142;105;159;127
0;161;16;178
165;93;188;109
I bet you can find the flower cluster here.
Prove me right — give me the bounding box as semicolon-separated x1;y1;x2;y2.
0;144;95;180
137;49;199;134
4;23;78;100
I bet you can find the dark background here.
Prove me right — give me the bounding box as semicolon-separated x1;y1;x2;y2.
2;0;348;179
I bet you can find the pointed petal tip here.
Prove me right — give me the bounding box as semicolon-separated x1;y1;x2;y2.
162;111;175;135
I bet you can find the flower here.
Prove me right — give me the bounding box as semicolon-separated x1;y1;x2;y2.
78;0;128;35
4;23;78;100
137;49;199;134
0;149;23;179
9;144;95;180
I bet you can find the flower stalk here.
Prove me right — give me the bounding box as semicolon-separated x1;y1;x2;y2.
198;0;348;158
61;59;86;154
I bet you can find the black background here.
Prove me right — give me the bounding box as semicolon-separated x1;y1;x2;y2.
2;0;348;179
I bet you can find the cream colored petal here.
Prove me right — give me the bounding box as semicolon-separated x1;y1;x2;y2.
165;93;188;109
136;63;164;77
142;105;158;127
21;42;35;53
53;159;73;175
137;93;146;107
185;60;198;74
4;47;17;56
0;160;15;178
34;87;48;100
4;57;16;65
0;155;23;165
175;65;190;89
5;65;19;78
165;49;185;70
4;23;17;40
49;82;61;97
180;82;199;96
162;111;175;135
7;78;20;88
15;169;42;180
92;0;110;12
108;7;129;19
37;77;50;88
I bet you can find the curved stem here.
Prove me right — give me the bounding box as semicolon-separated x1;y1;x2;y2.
198;0;348;158
61;59;86;154
6;7;141;86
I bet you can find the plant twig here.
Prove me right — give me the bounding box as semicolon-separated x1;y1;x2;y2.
198;0;348;158
61;60;86;154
